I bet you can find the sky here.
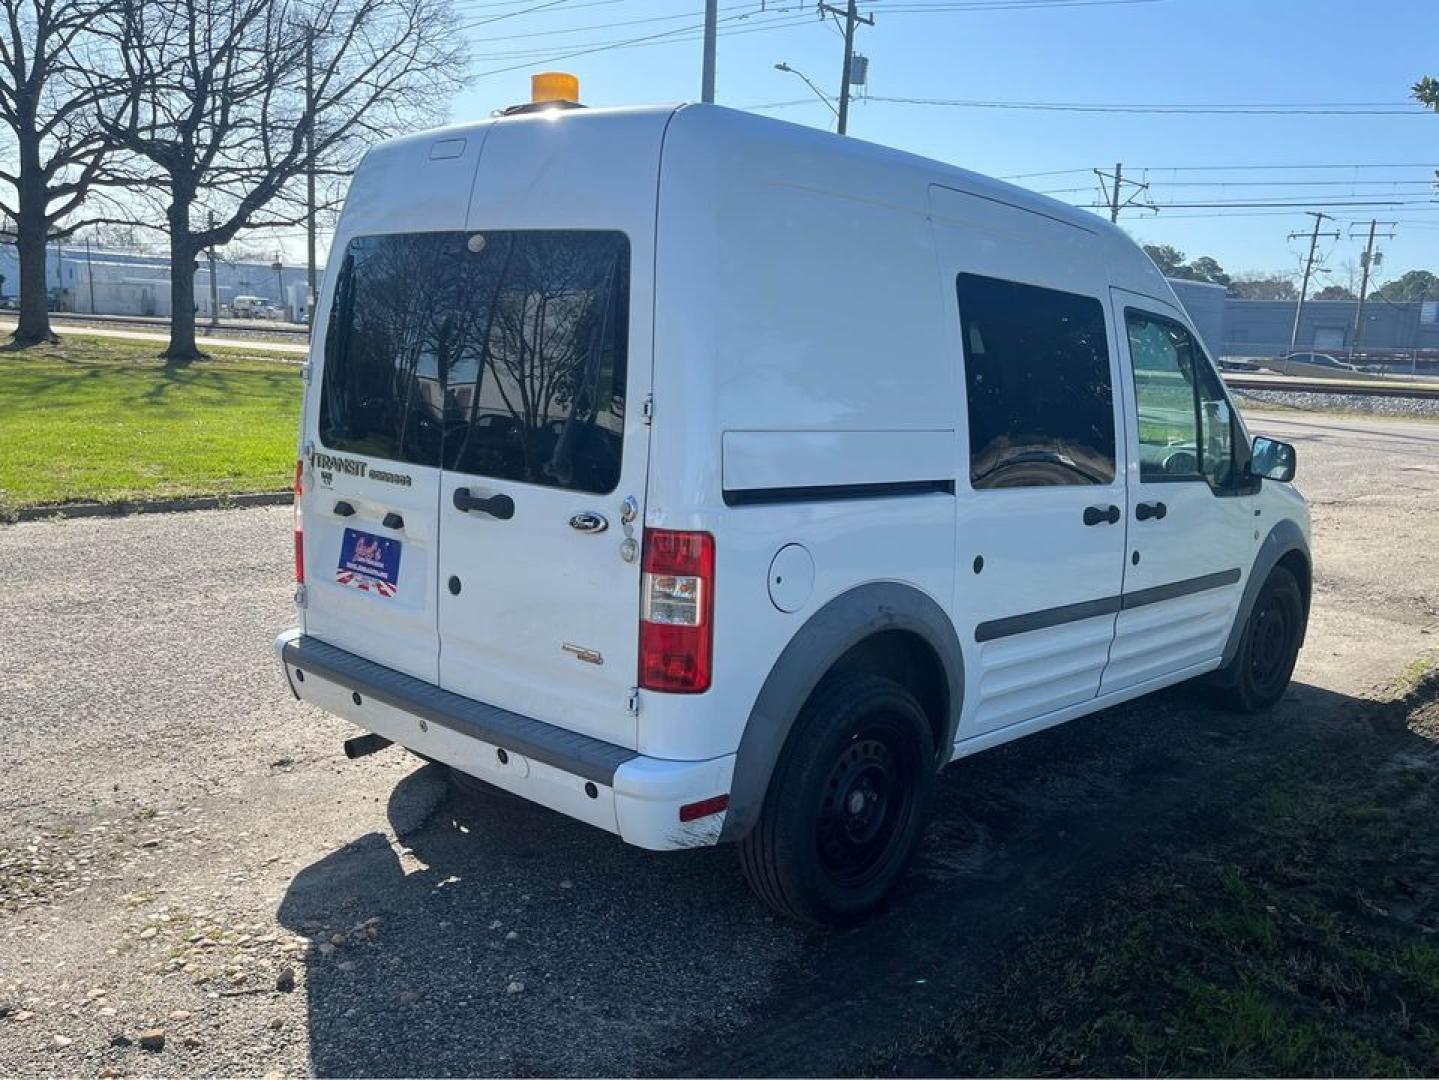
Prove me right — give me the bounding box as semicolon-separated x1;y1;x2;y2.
297;0;1439;284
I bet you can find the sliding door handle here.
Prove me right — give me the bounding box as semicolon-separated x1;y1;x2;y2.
1083;504;1121;526
1135;501;1168;522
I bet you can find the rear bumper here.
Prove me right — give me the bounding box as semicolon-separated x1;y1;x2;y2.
275;630;734;850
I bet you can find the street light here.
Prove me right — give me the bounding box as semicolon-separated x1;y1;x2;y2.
774;62;839;121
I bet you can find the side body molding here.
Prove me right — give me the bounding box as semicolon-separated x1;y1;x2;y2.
719;582;964;843
1220;517;1311;668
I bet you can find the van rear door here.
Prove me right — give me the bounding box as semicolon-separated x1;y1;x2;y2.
299;129;491;682
301;232;458;682
433;112;666;751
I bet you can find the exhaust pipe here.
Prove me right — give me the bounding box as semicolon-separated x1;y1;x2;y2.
344;733;393;760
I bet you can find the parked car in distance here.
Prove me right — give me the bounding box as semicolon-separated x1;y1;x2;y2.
231;295;272;319
276;99;1311;926
1276;351;1360;375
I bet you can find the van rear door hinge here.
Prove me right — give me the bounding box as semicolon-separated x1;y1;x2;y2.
299;361;312;384
641;395;653;426
627;687;640;716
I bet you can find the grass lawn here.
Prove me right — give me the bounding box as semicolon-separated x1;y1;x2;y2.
0;334;300;512
862;666;1439;1077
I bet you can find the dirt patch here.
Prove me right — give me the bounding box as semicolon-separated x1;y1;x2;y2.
859;673;1439;1077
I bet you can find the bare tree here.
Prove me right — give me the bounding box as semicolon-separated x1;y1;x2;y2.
0;0;126;345
101;0;464;361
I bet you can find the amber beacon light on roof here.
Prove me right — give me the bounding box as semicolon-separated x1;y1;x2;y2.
499;72;584;117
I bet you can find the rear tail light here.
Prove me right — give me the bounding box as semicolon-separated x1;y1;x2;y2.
639;529;714;693
293;459;305;584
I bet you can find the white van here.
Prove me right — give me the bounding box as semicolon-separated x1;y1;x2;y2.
276;103;1309;924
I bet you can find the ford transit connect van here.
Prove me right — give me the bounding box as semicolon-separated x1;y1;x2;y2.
276;103;1310;925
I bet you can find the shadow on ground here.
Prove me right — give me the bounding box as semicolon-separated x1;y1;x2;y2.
277;676;1428;1077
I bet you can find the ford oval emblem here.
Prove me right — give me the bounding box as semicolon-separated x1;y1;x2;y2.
568;511;608;534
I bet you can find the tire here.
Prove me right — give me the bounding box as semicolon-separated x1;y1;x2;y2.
1214;565;1304;713
737;671;936;926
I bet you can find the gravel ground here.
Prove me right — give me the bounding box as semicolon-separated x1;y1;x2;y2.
1234;386;1439;419
0;408;1436;1077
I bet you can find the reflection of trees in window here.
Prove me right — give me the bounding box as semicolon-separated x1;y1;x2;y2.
321;233;456;466
320;229;630;492
446;232;628;493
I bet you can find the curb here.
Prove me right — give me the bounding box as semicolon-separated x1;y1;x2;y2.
6;491;293;523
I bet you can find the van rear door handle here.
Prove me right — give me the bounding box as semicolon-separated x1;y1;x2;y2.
1135;501;1168;522
453;487;515;520
1083;504;1121;526
382;512;404;531
333;500;355;517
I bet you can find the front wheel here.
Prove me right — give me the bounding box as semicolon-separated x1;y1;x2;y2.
1214;565;1304;712
738;672;936;926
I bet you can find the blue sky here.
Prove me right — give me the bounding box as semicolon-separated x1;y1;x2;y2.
440;0;1438;285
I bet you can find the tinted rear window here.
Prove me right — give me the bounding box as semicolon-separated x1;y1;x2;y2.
319;230;630;493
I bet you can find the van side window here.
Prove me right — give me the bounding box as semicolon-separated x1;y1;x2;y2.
318;230;630;494
956;273;1116;490
1125;310;1234;488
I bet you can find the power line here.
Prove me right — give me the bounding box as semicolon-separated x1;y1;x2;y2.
1131;161;1439;172
466;10;815;69
864;95;1423;115
466;10;812;74
461;2;753;41
457;0;577;33
865;0;1162;8
1137;179;1439;189
1006;163;1439;179
744;95;1426;117
1071;198;1439;209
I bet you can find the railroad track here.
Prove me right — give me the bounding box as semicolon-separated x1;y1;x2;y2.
1222;372;1439;400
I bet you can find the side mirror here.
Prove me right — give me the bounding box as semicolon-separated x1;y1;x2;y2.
1251;435;1296;483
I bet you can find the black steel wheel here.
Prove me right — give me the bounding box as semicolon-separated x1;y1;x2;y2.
738;672;935;926
1215;565;1305;713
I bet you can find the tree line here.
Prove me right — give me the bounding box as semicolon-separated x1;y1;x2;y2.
1;0;465;360
1142;245;1439;304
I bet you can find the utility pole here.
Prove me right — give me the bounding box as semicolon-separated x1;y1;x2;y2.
304;24;317;324
207;212;220;329
1286;212;1340;362
1093;162;1149;223
84;239;95;314
818;0;873;136
272;253;285;319
701;0;717;103
1349;219;1395;354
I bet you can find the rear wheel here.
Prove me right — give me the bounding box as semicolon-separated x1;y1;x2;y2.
738;672;935;926
1215;566;1304;712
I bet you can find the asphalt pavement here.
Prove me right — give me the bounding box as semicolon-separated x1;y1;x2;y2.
0;408;1434;1076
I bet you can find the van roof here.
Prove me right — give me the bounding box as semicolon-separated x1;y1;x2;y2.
389;101;1099;227
355;102;1171;302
